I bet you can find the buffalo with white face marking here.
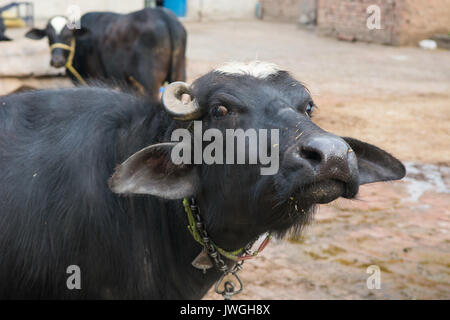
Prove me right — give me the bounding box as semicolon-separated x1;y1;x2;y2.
0;16;11;41
0;62;405;299
25;8;186;98
26;16;80;68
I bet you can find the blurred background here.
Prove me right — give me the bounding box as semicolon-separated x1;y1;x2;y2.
0;0;449;299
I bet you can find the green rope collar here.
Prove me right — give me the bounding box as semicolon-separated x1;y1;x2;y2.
183;198;245;261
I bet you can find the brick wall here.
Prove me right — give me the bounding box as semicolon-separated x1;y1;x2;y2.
317;0;397;45
317;0;450;45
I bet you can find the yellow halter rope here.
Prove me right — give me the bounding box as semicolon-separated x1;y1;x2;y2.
50;38;87;86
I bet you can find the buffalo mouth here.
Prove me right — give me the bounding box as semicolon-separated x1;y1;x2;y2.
267;179;358;236
292;179;355;205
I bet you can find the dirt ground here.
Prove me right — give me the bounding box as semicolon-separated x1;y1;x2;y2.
0;20;449;299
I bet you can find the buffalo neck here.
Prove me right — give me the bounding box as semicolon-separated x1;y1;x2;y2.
114;106;219;299
118;106;264;299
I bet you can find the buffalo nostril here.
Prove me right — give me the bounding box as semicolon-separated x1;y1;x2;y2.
300;146;322;166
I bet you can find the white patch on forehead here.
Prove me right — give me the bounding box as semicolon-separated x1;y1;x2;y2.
215;61;281;79
50;16;68;35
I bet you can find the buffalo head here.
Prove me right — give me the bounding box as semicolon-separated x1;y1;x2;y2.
110;61;405;248
25;16;88;68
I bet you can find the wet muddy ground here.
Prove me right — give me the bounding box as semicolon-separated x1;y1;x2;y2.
1;20;449;299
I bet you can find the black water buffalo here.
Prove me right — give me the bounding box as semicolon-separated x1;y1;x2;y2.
0;61;405;299
25;8;186;98
0;16;11;41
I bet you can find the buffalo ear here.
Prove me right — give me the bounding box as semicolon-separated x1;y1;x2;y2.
342;137;406;185
109;143;198;200
25;28;47;40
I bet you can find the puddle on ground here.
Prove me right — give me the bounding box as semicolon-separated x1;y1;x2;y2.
402;162;450;203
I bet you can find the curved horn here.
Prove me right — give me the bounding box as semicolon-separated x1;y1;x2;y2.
162;82;202;121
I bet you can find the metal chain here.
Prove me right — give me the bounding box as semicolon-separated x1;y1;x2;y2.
190;198;228;272
189;198;254;300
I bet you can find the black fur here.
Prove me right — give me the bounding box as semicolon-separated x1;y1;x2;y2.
0;87;217;299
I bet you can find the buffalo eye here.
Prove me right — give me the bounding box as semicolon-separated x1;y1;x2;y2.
212;105;228;118
305;102;315;117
